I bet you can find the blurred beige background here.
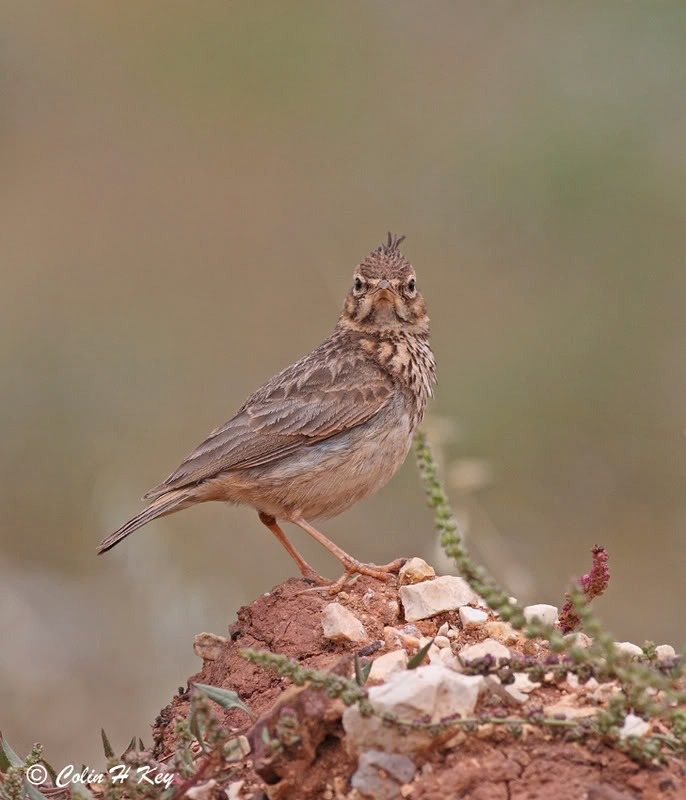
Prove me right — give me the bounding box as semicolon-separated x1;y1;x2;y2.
1;0;685;770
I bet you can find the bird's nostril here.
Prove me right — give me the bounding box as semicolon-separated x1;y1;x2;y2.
378;279;390;289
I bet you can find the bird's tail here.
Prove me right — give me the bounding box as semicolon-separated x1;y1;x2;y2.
97;489;190;554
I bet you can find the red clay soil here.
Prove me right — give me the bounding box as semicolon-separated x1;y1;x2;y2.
152;576;685;800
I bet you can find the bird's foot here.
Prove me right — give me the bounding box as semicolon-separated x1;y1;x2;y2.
324;557;407;596
296;558;408;596
298;566;331;586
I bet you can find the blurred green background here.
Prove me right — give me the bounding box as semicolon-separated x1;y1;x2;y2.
1;0;685;769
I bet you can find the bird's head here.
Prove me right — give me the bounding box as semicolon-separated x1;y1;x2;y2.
340;233;429;334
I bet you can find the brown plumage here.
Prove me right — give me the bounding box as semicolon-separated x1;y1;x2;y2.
98;233;436;593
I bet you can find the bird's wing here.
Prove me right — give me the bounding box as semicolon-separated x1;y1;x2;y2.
143;345;394;500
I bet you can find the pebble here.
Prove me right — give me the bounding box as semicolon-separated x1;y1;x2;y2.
400;576;479;622
459;606;488;629
656;644;676;661
523;604;559;627
343;665;484;753
619;713;650;738
187;781;218;800
484;620;522;645
504;672;541;703
351;750;416;799
321;602;367;643
398;557;436;585
543;700;598;719
434;635;451;649
192;632;228;662
459;637;511;666
226;782;244;800
437;622;450;636
615;641;643;658
564;632;593;649
368;650;408;682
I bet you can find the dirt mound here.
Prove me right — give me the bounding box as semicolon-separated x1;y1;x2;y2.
152;574;685;800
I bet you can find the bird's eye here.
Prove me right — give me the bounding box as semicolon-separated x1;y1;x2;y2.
354;277;363;292
408;278;416;292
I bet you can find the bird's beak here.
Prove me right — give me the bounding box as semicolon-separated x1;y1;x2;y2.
374;279;396;303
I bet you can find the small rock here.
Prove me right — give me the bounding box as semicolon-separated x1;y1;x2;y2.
226;782;244;800
192;632;228;661
484;620;522;645
619;713;650;739
459;638;510;666
321;603;367;643
615;641;643;658
564;632;593;649
437;622;450;636
236;735;250;757
399;557;436;585
543;700;597;719
343;665;484;754
400;576;479;622
384;626;402;649
434;635;450;649
400;785;414;797
369;650;408;682
459;606;488;629
187;780;218;800
523;604;558;627
504;672;540;703
591;682;621;703
656;644;676;661
431;646;458;669
351;750;416;799
446;627;459;639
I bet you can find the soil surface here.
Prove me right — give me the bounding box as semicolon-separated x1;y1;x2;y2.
151;574;685;800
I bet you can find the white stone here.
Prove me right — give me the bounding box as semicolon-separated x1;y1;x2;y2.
187;781;218;800
656;644;676;661
523;604;558;627
399;557;436;585
459;606;488;629
619;713;650;739
226;782;244;800
615;641;643;658
459;638;510;666
192;632;227;661
321;603;367;643
484;620;522;645
368;650;408;683
434;636;450;649
564;632;593;649
504;672;540;703
437;622;450;636
543;700;597;720
400;576;479;622
343;665;484;754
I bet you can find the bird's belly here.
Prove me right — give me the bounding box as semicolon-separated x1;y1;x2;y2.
223;410;414;520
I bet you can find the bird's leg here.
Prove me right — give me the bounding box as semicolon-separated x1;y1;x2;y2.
289;514;406;594
258;512;328;585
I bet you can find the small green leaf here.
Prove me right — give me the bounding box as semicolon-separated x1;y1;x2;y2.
407;637;435;669
192;683;254;719
100;729;115;759
188;697;208;753
354;653;372;686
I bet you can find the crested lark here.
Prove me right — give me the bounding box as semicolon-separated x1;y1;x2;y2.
98;233;436;592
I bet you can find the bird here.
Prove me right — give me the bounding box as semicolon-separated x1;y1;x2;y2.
98;233;436;593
